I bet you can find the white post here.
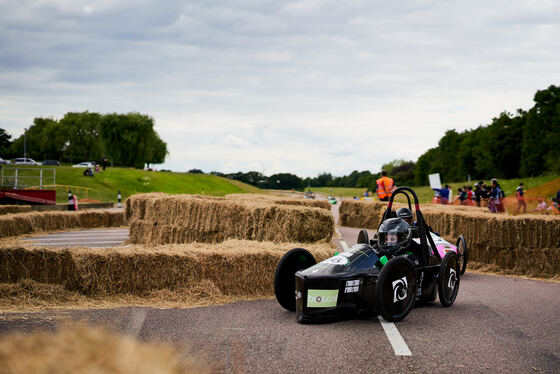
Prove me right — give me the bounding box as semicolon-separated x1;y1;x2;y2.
14;169;18;189
53;168;56;185
40;168;43;189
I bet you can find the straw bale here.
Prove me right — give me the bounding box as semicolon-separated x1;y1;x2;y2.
339;200;386;228
226;193;331;210
127;193;334;244
0;240;334;296
0;325;206;374
0;205;32;215
0;210;125;238
0;279;86;307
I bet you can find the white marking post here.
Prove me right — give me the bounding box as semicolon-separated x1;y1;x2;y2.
340;239;350;252
378;316;412;356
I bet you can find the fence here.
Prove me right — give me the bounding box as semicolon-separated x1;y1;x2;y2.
0;167;56;189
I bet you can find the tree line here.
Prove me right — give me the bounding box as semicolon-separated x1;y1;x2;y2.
414;84;559;184
0;112;168;168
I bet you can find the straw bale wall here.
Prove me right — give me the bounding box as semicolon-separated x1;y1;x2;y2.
0;210;125;238
0;205;32;215
0;240;334;296
126;193;334;244
421;211;560;277
337;199;560;277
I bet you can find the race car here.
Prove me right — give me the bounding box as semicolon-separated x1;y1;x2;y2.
327;195;337;205
303;191;315;199
274;186;465;323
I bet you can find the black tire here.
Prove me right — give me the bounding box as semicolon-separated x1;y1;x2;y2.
357;229;369;245
375;257;417;322
456;235;468;275
438;252;460;307
274;248;316;311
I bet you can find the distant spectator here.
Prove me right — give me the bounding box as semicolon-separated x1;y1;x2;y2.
102;157;108;171
95;164;100;173
466;185;475;206
480;183;491;207
515;182;527;214
432;184;451;204
533;198;552;213
83;168;94;177
460;186;468;205
489;178;504;213
553;189;560;210
474;183;482;207
453;187;467;205
376;171;395;202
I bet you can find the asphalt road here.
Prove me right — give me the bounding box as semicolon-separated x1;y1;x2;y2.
1;272;558;373
2;199;559;373
22;228;129;248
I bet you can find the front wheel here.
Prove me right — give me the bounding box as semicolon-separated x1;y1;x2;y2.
375;257;417;322
456;235;468;275
274;248;316;311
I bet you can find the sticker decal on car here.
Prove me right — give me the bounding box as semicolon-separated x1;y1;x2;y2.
448;268;457;289
392;276;408;303
307;289;339;308
321;255;349;266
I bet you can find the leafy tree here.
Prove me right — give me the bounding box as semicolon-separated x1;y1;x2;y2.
59;112;103;163
0;128;13;157
100;113;168;168
521;85;560;176
267;173;303;190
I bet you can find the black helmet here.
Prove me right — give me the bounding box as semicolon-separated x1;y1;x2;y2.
396;207;413;223
377;218;412;254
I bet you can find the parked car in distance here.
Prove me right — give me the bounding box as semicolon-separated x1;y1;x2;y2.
14;158;40;165
0;157;8;164
42;160;60;166
72;161;96;168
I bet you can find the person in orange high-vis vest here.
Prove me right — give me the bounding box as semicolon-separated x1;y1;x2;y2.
376;171;395;201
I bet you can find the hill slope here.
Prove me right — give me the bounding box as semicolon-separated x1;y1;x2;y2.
1;166;261;203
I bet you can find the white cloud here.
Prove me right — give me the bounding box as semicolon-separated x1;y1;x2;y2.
1;0;559;177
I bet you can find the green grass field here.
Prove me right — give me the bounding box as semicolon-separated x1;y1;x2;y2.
0;165;261;204
308;175;559;204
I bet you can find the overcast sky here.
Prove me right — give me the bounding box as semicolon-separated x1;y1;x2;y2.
1;1;558;177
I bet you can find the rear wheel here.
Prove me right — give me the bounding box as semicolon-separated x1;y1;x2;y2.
456;235;468;275
438;252;460;307
375;257;417;322
274;248;316;311
357;229;369;245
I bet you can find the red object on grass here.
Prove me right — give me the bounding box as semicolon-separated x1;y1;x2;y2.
0;189;56;205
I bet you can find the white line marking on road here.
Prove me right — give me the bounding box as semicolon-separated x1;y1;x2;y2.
378;316;412;356
127;309;147;337
340;239;350;252
335;228;341;236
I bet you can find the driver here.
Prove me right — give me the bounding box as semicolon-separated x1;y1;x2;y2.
396;207;413;225
377;218;412;256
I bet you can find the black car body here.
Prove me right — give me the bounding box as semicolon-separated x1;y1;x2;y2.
274;186;462;323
